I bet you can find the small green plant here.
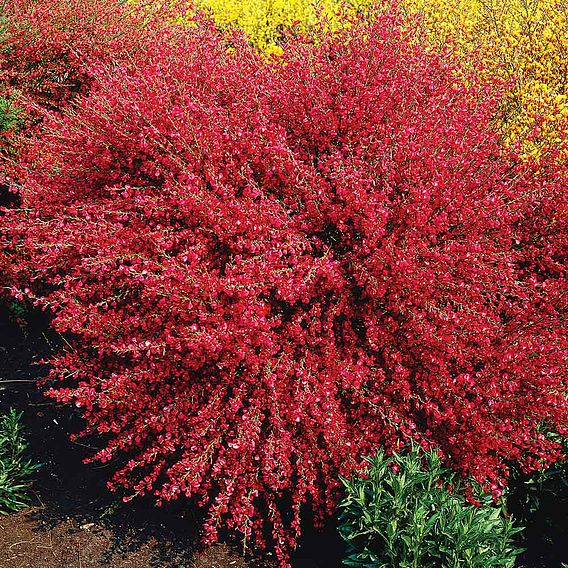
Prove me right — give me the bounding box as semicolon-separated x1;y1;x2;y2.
338;445;523;568
0;95;22;135
0;410;40;514
7;299;29;324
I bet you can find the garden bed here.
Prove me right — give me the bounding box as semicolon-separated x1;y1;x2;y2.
0;2;566;564
1;308;567;567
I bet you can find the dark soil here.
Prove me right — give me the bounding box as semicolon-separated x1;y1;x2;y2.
0;305;345;568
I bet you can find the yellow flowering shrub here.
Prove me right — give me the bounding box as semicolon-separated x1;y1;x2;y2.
399;0;568;157
193;0;375;54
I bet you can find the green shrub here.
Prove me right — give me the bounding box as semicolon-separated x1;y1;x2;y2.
0;95;22;135
0;409;40;514
338;446;523;568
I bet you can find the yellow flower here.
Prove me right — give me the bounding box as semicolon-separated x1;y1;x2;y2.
192;0;376;52
401;0;568;157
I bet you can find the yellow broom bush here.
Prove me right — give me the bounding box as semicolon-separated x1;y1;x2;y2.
399;0;568;157
193;0;376;54
191;0;568;156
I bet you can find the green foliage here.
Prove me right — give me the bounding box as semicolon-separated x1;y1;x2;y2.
7;299;29;323
0;95;22;135
338;446;523;568
0;410;40;514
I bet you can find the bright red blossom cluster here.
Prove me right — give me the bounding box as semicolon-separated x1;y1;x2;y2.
1;10;567;565
0;0;180;204
0;0;177;112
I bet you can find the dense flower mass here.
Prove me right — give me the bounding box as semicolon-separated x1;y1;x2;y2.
0;0;175;113
0;0;180;207
1;9;567;566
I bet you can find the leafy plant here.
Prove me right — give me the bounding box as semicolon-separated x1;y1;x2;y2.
0;409;40;514
0;95;21;135
338;446;524;568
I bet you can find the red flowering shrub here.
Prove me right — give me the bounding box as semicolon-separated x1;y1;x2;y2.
0;0;185;270
0;0;180;114
2;12;567;565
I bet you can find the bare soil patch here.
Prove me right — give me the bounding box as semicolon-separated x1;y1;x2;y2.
1;509;248;568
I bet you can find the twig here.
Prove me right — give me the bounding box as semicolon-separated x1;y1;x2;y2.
8;539;35;550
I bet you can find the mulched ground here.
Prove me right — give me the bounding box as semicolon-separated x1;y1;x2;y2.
0;510;251;568
0;305;344;568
